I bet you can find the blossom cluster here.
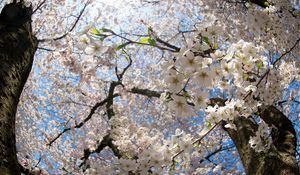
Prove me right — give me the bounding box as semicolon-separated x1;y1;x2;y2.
163;25;269;120
205;99;244;129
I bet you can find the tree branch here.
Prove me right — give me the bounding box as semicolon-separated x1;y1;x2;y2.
199;144;235;163
32;0;46;14
128;87;162;98
171;122;220;165
155;37;180;52
115;49;133;82
108;30;180;52
79;134;121;168
47;94;119;146
106;82;121;120
38;2;89;42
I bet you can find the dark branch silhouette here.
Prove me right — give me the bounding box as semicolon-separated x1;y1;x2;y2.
38;2;89;42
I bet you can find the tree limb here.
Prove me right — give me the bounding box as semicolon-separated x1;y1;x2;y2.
128;87;162;98
209;98;299;174
79;134;121;168
199;144;235;164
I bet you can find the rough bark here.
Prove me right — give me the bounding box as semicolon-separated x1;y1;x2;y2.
0;2;37;174
210;98;299;175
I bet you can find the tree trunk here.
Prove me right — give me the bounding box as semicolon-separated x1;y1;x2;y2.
0;2;37;174
210;98;300;175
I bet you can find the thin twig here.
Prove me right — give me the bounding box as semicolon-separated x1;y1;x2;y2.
199;144;235;163
243;37;300;100
79;134;122;167
116;49;133;81
108;30;179;52
38;2;89;42
32;0;46;14
37;47;54;52
47;94;119;146
171;122;220;163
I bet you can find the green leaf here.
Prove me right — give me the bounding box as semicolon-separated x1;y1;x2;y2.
202;36;211;45
139;37;150;44
116;42;129;50
139;37;156;46
125;55;130;61
256;62;262;70
205;121;212;128
213;42;218;49
90;28;101;36
148;38;156;46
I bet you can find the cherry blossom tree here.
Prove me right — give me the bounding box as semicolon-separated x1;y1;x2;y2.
0;0;299;174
